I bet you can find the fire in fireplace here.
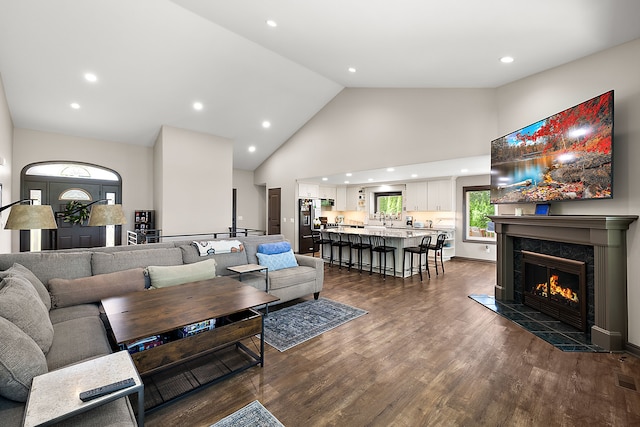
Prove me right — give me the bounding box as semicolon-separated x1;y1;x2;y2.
522;251;587;331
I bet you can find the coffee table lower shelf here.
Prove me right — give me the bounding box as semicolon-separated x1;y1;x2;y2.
135;339;262;414
124;309;265;414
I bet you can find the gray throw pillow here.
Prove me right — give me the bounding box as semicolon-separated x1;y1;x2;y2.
0;316;47;402
0;263;51;310
0;275;54;354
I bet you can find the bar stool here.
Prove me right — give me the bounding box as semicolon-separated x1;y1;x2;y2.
329;232;351;269
311;230;331;260
402;235;431;281
369;235;396;279
427;233;447;275
349;234;372;273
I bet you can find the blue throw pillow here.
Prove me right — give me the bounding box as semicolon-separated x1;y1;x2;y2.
256;250;298;271
257;241;291;255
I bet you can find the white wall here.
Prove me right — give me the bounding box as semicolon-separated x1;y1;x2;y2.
233;169;265;231
154;126;233;236
11;128;153;250
0;75;13;253
495;38;640;347
255;88;497;244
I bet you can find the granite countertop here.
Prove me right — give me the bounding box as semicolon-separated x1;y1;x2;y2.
322;227;434;239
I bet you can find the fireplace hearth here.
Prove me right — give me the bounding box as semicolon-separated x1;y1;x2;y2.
490;214;637;352
522;251;586;332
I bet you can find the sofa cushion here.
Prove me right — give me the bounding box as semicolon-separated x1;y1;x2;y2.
46;316;111;371
0;275;54;354
91;247;183;275
257;241;291;255
241;235;286;265
0;316;47;402
256;249;298;271
0;252;92;286
48;304;101;324
146;259;217;288
0;263;51;310
179;244;247;275
48;268;146;308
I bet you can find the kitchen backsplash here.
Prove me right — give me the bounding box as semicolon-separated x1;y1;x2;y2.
320;208;454;228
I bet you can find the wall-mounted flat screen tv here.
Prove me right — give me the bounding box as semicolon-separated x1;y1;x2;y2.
490;90;613;204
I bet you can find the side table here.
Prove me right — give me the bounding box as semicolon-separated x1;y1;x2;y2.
23;350;144;427
227;263;270;313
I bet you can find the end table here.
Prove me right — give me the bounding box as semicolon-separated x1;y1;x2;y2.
23;350;144;427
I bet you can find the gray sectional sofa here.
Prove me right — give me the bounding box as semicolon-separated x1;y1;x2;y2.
0;234;323;426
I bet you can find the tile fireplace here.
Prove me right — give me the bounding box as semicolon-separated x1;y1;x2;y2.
490;215;637;352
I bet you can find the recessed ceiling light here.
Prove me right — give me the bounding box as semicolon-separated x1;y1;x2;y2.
322;177;328;181
500;56;514;64
266;20;277;27
368;178;374;182
248;146;256;153
262;120;271;129
411;174;418;178
84;73;97;83
346;173;352;177
461;168;469;173
387;168;395;172
348;67;356;73
70;102;80;109
344;180;350;184
193;102;204;111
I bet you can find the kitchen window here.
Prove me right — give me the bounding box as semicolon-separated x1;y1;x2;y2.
375;191;402;216
463;186;496;243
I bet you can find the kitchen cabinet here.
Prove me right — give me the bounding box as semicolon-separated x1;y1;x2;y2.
346;187;360;211
427;179;453;211
298;183;319;198
319;186;337;200
335;186;347;211
405;182;428;211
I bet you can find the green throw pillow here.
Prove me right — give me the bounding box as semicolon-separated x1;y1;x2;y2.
146;259;217;288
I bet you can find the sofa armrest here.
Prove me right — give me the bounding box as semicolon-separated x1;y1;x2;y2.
294;254;324;293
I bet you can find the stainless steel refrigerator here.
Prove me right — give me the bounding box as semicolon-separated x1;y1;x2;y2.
298;198;321;254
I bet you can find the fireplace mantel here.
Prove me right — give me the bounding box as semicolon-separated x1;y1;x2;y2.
489;214;638;351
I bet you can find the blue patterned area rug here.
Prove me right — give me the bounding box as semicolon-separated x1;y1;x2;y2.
263;297;368;352
211;400;284;427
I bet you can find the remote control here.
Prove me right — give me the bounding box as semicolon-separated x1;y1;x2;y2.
79;377;136;402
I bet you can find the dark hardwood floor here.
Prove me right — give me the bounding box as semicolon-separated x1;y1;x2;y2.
145;258;640;426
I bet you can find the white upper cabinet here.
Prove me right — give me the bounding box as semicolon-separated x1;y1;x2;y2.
298;183;319;198
427;179;453;211
346;186;360;211
405;182;428;211
319;186;337;200
335;186;347;210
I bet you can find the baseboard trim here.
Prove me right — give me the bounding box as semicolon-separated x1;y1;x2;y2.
625;341;640;358
450;256;496;264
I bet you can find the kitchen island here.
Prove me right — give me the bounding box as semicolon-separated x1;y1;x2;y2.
320;226;448;277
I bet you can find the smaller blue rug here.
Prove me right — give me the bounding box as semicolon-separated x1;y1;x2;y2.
211;400;284;427
263;297;368;352
469;294;606;352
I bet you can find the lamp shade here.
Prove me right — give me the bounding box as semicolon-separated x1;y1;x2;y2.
5;205;58;230
88;204;127;226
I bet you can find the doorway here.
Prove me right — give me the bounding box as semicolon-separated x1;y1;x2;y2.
268;188;281;235
21;162;123;251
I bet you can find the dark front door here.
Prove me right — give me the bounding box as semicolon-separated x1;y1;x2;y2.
268;188;281;235
50;182;103;249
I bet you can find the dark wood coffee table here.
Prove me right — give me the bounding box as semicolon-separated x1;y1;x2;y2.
102;276;279;412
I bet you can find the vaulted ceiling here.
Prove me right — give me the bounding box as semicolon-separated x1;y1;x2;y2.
1;0;639;171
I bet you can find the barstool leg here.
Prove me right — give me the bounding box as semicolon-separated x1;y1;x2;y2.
417;253;422;281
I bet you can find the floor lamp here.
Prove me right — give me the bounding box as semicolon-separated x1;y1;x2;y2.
2;200;58;231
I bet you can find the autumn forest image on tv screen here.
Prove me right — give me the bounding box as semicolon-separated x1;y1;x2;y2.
490;90;613;204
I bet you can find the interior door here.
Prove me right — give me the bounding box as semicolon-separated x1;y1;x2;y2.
268;188;281;235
